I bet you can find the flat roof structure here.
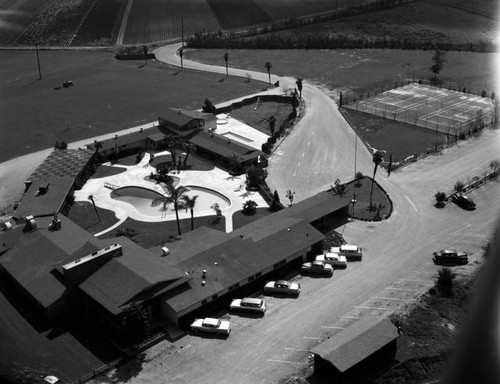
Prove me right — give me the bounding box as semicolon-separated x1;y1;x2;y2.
189;130;263;163
13;177;74;220
311;316;399;373
159;108;215;128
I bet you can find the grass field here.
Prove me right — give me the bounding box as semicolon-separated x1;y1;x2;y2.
185;49;498;99
342;109;447;162
0;50;264;163
345;83;495;136
228;101;293;135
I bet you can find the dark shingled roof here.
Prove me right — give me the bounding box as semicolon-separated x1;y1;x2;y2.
159;108;215;128
311;316;399;373
0;230;69;309
163;218;323;314
86;129;153;152
147;132;169;142
189;131;263;162
28;149;94;181
80;237;191;315
13;177;74;220
279;190;351;223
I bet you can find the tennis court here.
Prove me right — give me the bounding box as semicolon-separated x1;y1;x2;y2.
345;83;494;136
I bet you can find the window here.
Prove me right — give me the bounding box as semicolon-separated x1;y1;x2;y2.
248;276;255;283
273;262;280;269
201;299;208;305
212;294;218;300
255;272;262;278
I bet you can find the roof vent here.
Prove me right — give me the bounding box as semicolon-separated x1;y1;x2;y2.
178;109;181;114
161;247;170;256
48;213;61;231
201;280;206;286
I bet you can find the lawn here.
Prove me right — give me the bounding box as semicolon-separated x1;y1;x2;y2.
66;201;120;235
0;50;264;163
232;207;273;230
228;101;293;135
184;49;498;100
345;176;392;221
342;109;447;163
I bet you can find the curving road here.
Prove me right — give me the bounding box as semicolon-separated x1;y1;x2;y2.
93;46;500;384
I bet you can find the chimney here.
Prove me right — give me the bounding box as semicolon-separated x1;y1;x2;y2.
1;221;13;231
161;247;170;256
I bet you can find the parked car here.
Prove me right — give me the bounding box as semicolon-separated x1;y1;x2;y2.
329;244;363;260
230;297;267;314
452;194;476;210
190;317;231;335
315;253;347;268
264;280;301;296
301;260;334;276
433;249;468;265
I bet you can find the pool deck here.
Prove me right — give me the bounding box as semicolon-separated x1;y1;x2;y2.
74;151;268;235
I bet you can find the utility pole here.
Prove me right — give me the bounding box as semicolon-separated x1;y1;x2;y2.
181;16;184;48
35;44;42;80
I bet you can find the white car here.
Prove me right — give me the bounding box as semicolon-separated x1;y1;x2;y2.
230;297;267;314
315;253;347;268
329;244;363;260
301;260;334;276
264;280;301;296
190;317;231;335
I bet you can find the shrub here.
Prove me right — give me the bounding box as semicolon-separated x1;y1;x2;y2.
242;200;258;215
454;180;465;193
434;191;447;206
436;267;456;295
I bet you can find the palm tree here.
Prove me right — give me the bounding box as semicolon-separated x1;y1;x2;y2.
265;61;272;85
489;159;500;176
223;52;229;77
296;78;303;99
153;184;189;235
166;133;182;169
369;151;384;207
181;194;198;230
182;142;197;167
179;48;184;70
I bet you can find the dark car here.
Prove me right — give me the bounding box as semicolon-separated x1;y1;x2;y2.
452;194;476;210
433;249;468;265
301;260;334;276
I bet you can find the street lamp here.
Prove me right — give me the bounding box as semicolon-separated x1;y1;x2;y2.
350;195;357;222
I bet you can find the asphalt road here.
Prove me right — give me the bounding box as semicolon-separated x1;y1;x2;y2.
92;46;500;384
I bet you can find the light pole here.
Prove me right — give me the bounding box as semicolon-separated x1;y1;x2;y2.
350;195;357;222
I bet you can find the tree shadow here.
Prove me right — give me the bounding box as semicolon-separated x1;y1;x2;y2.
111;353;147;382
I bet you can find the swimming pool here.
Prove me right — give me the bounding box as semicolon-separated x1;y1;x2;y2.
110;185;231;220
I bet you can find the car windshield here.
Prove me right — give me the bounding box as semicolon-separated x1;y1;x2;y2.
277;280;290;287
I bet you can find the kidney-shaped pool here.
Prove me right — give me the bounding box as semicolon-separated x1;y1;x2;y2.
110;185;231;220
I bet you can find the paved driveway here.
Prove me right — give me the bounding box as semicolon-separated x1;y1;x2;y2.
92;46;500;384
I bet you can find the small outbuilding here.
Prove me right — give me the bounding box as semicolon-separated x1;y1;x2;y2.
311;316;399;383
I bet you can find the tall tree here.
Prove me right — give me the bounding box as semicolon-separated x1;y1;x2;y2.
153;184;189;235
296;78;303;99
182;141;197;167
430;48;447;80
265;61;272;85
179;47;183;70
223;52;229;76
181;194;198;230
369;151;384;207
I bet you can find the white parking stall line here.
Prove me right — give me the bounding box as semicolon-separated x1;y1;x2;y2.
449;224;472;236
321;326;346;329
266;359;303;365
303;336;322;340
284;347;310;352
338;315;361;319
301;152;305;157
404;195;418;212
371;296;407;301
355;306;392;311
